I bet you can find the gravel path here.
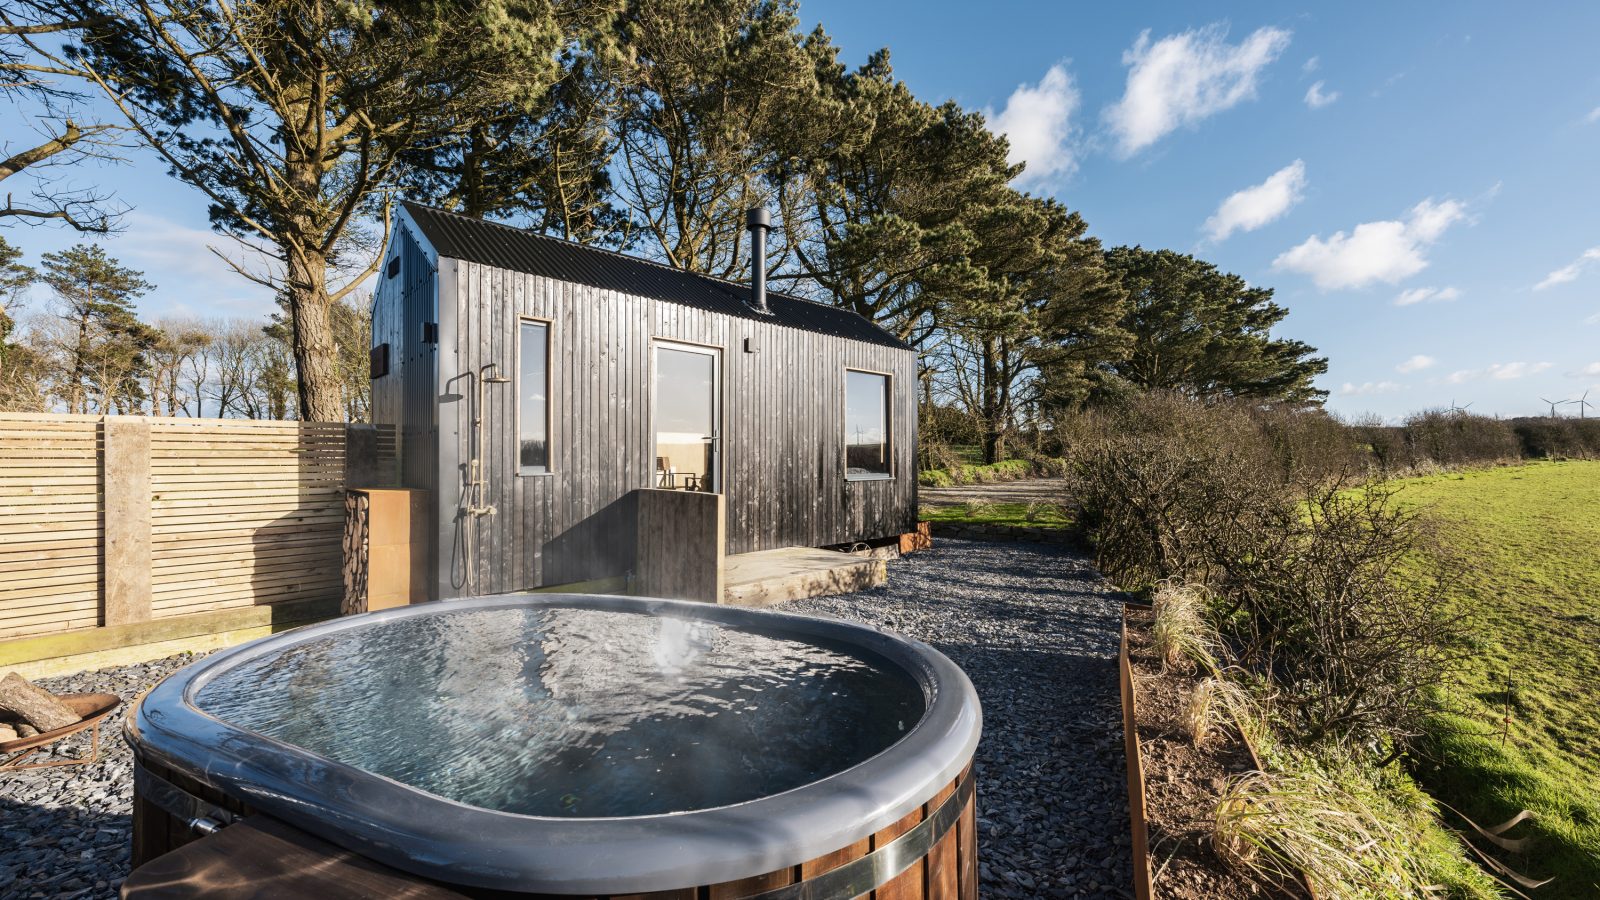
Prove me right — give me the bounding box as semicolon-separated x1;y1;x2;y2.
1;653;206;899
920;477;1070;508
785;539;1132;898
1;539;1129;899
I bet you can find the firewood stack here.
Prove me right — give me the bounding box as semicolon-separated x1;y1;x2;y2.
0;672;82;742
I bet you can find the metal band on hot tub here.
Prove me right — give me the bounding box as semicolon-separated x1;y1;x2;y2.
126;593;983;895
746;766;974;900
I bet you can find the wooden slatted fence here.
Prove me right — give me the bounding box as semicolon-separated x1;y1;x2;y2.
0;413;396;642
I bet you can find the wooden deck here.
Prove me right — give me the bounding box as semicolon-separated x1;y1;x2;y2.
722;547;886;607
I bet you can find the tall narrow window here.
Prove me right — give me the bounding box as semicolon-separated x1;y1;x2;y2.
519;321;549;473
845;370;891;479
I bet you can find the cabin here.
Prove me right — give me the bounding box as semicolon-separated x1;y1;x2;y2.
370;202;919;601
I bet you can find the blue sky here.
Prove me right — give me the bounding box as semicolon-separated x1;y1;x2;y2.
7;2;1600;420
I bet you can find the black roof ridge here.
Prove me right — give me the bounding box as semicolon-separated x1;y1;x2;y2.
399;200;860;316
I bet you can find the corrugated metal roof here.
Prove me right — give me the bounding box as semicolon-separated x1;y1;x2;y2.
402;202;909;350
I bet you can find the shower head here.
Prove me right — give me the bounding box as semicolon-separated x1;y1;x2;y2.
480;364;513;384
484;375;513;384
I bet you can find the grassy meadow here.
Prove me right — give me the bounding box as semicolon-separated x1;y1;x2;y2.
918;500;1072;531
1387;461;1600;897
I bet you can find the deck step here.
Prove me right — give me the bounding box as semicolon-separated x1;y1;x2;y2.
722;547;886;607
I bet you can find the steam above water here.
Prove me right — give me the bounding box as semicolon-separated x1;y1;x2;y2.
194;606;925;817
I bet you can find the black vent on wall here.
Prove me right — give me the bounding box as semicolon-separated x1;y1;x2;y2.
370;343;390;379
386;256;401;279
421;322;438;344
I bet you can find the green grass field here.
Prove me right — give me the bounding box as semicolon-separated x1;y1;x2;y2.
918;500;1072;530
1386;461;1600;898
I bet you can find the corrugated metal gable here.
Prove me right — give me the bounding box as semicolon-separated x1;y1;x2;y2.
402;202;909;350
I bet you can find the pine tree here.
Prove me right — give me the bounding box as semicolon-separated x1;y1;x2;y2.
38;243;158;413
1101;246;1328;405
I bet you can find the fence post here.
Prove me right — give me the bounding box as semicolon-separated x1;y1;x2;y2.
344;424;379;489
103;416;152;626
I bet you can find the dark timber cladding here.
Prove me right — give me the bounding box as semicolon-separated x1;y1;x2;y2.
374;203;918;599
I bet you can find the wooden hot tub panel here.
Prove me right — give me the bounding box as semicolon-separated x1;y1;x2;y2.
128;759;978;900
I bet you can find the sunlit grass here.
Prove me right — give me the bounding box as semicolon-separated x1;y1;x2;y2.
917;500;1072;530
1386;461;1600;898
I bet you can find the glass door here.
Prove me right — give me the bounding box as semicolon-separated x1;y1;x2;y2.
652;342;721;492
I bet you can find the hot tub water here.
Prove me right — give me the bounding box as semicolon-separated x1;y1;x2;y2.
193;606;925;818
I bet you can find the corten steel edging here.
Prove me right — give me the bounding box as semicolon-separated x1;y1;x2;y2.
1120;605;1154;900
126;593;982;896
1123;603;1319;900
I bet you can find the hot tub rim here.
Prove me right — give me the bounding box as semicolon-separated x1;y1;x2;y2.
126;593;982;895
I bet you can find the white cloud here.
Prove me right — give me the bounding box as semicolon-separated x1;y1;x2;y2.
1586;312;1600;325
1533;246;1600;290
1394;285;1461;306
1272;198;1467;290
1447;362;1553;383
1487;361;1553;380
1396;354;1436;374
1587;106;1600;124
1303;81;1339;109
989;63;1081;184
1339;381;1402;396
1575;362;1600;376
1203;160;1307;241
1302;56;1320;73
1105;24;1292;155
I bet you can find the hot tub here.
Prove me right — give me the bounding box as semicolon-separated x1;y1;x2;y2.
126;594;982;898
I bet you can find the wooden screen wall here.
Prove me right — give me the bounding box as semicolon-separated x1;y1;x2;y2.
0;414;396;641
436;260;920;597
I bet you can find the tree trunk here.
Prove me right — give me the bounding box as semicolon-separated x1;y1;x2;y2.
284;249;344;422
983;429;1005;466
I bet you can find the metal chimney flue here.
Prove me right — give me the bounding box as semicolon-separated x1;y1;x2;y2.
746;207;771;314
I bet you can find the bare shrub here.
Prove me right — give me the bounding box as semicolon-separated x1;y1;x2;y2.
1350;415;1410;476
1067;394;1460;753
1215;484;1461;750
1252;406;1368;487
1402;409;1520;469
1510;416;1600;459
1063;394;1285;590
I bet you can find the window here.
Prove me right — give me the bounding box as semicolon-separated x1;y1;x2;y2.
845;369;891;479
519;320;549;474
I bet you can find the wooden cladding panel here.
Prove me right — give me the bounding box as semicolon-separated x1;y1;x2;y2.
0;417;101;638
439;262;919;597
147;421;353;620
0;414;397;640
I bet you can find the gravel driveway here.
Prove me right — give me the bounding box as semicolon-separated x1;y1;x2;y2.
2;539;1129;899
785;539;1131;898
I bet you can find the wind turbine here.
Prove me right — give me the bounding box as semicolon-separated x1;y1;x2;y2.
1574;390;1593;420
1448;399;1474;416
1540;396;1566;418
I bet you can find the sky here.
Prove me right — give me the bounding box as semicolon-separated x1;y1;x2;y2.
6;2;1600;421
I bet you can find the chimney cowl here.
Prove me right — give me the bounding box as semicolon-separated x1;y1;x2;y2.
746;207;772;314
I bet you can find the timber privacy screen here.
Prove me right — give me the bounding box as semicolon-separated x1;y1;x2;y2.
0;413;395;642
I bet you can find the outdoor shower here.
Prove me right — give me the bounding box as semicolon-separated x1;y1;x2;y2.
461;363;512;593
